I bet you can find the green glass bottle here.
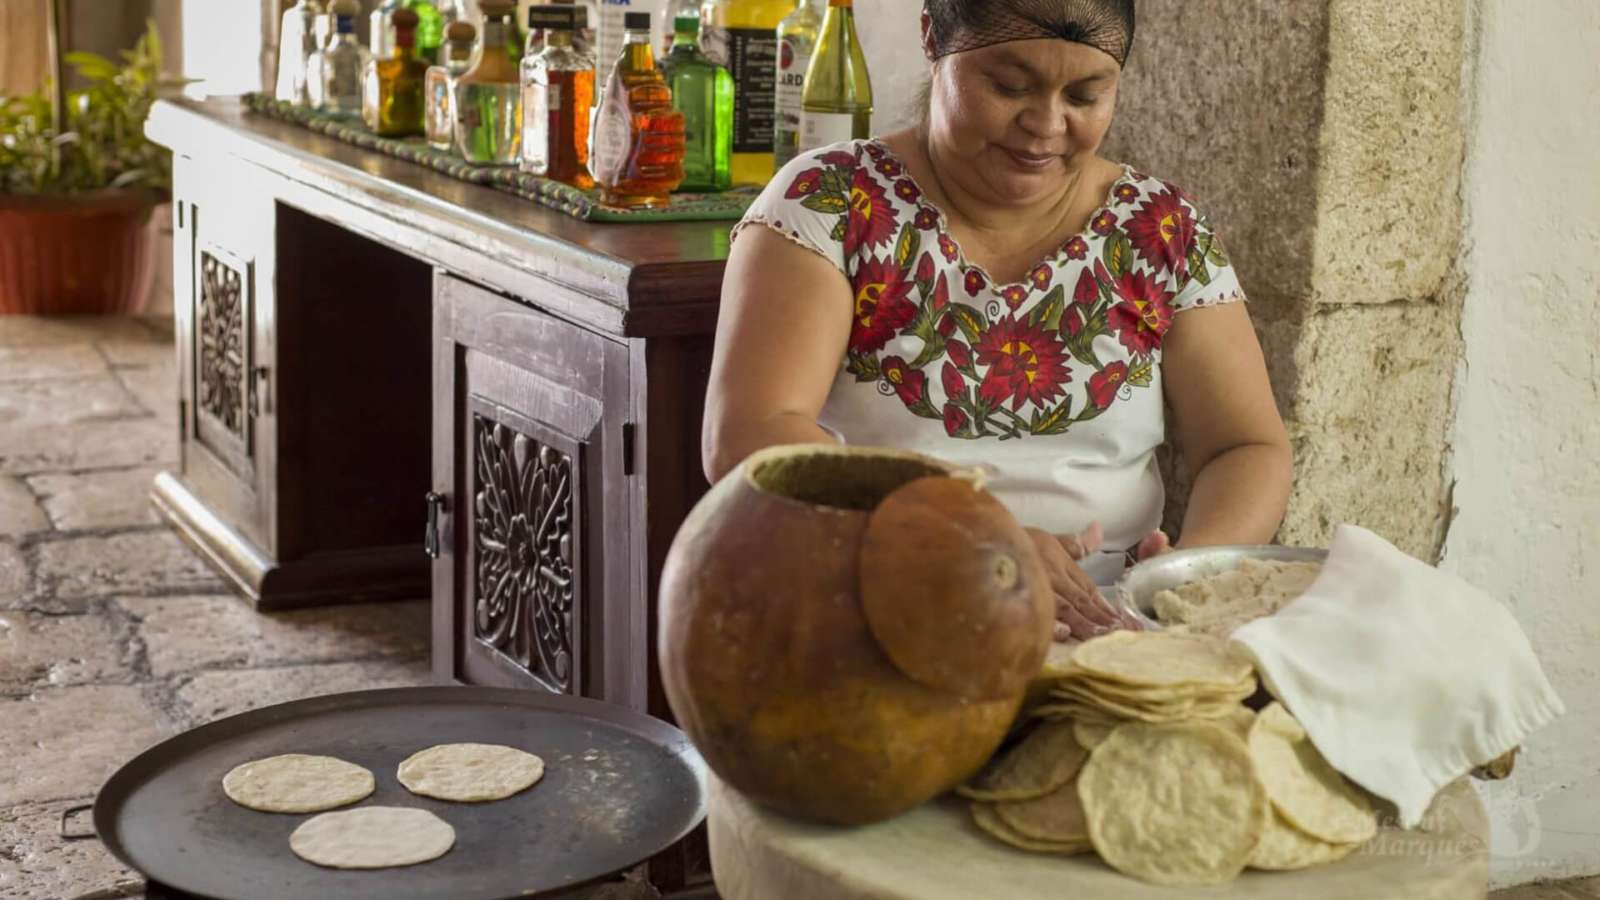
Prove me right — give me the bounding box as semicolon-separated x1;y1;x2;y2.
661;14;732;191
799;0;871;151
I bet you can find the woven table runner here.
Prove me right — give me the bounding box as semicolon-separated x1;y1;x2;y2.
243;93;755;223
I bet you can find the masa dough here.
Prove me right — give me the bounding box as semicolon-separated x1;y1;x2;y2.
397;742;546;802
1151;559;1321;637
289;806;455;869
221;753;374;814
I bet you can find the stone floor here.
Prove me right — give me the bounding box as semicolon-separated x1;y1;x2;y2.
0;315;1592;899
0;316;434;899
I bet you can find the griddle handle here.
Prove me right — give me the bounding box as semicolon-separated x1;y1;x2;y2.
60;802;96;841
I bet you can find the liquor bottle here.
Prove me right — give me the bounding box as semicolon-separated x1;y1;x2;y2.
661;13;731;191
593;12;685;207
704;0;795;185
454;0;524;163
660;0;699;56
520;5;596;187
772;0;818;168
799;0;870;151
426;20;476;150
365;8;429;135
317;0;372;117
373;0;453;63
595;0;671;85
525;0;598;56
276;0;324;104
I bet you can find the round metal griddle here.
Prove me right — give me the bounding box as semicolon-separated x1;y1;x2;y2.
92;686;706;900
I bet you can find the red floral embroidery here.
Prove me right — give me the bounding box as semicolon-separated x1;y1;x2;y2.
895;179;921;204
1073;268;1099;305
1125;188;1195;276
1001;284;1029;311
937;310;957;337
849;256;917;354
818;149;856;167
915;207;939;230
785;167;823;198
964;269;987;296
875;156;904;178
844;168;897;257
1113;183;1140;205
915;251;935;284
975;315;1071;412
930;273;950;311
882;356;927;407
947;338;973;368
1091;210;1117;235
942;362;966;398
1108;270;1175;356
1065;236;1090;260
943;403;969;436
939;233;958;262
1088;361;1128;409
1029;265;1053;291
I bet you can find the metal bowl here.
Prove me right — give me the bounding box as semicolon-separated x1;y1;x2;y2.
1113;544;1329;629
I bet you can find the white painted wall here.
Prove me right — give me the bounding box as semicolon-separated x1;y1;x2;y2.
1444;0;1600;887
853;0;928;132
181;0;266;97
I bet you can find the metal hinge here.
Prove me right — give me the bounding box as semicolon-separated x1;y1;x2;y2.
621;422;636;476
424;492;447;559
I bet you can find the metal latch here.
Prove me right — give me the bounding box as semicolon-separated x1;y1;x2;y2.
424;491;447;559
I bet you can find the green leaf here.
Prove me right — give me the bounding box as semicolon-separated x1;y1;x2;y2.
1028;285;1066;330
830;218;848;243
908;334;948;370
1065;333;1102;370
950;305;989;344
1187;246;1211;285
64;52;119;81
1104;233;1132;279
801;192;848;215
820;167;851;197
894;221;920;270
1127;359;1155;388
1031;399;1075;435
1207;236;1231;268
845;353;881;383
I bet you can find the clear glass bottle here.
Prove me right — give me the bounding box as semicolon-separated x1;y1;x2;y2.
704;0;795;185
772;0;819;168
365;7;430;135
372;0;453;62
318;0;372;117
593;12;685;207
660;0;700;56
799;0;870;151
594;0;670;83
427;20;476;150
661;14;731;191
276;0;325;104
520;5;596;187
454;0;524;164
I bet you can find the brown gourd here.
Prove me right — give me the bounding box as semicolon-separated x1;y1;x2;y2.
658;444;1053;825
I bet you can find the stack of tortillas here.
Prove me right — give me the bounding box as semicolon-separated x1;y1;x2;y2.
963;631;1379;887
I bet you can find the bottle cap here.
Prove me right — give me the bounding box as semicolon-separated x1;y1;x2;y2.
445;20;476;43
330;0;359;17
391;7;419;29
478;0;517;16
527;4;575;30
674;14;699;34
624;11;651;30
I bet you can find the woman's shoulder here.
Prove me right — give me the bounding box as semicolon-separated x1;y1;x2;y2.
1106;163;1216;218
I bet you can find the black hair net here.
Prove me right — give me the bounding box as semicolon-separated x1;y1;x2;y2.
925;0;1136;67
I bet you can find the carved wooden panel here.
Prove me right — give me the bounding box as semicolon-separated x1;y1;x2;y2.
199;250;247;437
472;414;581;694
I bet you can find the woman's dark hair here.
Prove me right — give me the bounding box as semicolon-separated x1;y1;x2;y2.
925;0;1136;68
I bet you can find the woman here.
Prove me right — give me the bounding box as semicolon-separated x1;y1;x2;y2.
702;0;1292;641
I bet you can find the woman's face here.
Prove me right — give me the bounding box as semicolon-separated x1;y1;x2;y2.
926;36;1121;208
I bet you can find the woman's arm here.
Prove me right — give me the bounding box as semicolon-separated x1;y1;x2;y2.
701;226;856;483
1162;302;1293;548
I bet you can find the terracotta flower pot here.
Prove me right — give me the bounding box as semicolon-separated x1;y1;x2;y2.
0;188;159;315
659;444;1054;825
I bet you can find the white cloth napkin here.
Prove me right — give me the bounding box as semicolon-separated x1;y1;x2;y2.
1230;524;1565;827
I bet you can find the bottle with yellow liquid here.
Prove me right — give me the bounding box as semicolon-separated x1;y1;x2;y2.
593;12;686;207
364;7;430;135
701;0;795;185
799;0;871;151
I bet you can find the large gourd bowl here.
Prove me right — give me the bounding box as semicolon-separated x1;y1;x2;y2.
658;445;1054;825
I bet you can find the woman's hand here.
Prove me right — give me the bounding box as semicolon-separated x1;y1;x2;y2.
1133;530;1171;561
1026;527;1136;642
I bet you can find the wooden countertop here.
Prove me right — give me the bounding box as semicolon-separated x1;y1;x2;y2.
146;96;732;337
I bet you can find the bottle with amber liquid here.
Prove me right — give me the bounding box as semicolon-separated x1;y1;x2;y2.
364;8;430;135
426;20;476;151
593;12;685;207
520;5;596;188
454;0;523;164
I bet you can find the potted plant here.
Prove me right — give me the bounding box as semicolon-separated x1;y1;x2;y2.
0;12;185;315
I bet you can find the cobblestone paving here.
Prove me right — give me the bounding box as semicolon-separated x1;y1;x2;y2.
0;317;433;899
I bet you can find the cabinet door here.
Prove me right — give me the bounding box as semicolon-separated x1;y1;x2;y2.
432;274;634;705
173;156;275;552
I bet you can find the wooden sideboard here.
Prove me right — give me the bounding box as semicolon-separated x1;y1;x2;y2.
146;97;727;894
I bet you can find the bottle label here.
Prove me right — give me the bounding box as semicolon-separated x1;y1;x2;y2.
727;28;779;154
800;110;856;152
593;89;633;184
522;82;550;172
700;24;729;66
773;36;812;164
